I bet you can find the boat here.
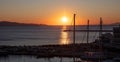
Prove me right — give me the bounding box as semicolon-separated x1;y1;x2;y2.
78;18;120;62
93;25;120;51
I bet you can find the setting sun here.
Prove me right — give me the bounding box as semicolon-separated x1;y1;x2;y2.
62;16;68;23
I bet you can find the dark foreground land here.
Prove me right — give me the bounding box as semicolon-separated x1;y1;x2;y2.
0;43;119;58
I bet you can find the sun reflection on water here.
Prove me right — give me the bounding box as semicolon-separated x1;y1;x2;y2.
60;26;70;44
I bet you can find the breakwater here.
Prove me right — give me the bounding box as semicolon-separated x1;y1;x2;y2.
64;30;113;32
0;43;119;58
0;44;98;57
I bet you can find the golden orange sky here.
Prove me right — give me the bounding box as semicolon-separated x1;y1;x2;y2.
0;0;120;25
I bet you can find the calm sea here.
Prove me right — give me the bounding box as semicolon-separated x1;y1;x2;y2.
0;25;114;62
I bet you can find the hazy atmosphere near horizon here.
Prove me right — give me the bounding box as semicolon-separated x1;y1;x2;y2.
0;1;120;62
0;0;120;25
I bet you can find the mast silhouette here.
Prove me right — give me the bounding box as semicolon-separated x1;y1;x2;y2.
87;20;89;43
73;14;76;44
73;14;76;62
99;17;103;62
99;17;103;36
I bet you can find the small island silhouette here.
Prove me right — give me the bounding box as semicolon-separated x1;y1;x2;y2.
0;21;119;26
0;21;47;26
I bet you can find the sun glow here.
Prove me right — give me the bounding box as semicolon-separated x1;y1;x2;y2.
62;16;68;23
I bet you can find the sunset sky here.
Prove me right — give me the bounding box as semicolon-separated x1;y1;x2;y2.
0;0;120;25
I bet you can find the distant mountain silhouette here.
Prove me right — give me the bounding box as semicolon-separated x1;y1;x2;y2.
0;21;47;26
110;22;120;26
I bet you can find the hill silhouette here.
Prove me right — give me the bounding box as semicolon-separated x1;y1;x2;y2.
0;21;47;26
110;22;120;26
0;21;119;26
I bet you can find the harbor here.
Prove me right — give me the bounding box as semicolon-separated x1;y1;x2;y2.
0;15;120;62
0;43;119;58
0;0;120;62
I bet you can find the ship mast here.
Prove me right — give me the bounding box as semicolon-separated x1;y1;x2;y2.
99;17;103;62
99;17;103;37
73;14;76;62
73;14;76;44
87;20;89;43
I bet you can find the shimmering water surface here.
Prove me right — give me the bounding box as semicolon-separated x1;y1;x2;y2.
0;26;114;62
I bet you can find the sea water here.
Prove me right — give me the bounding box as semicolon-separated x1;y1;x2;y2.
0;25;114;62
